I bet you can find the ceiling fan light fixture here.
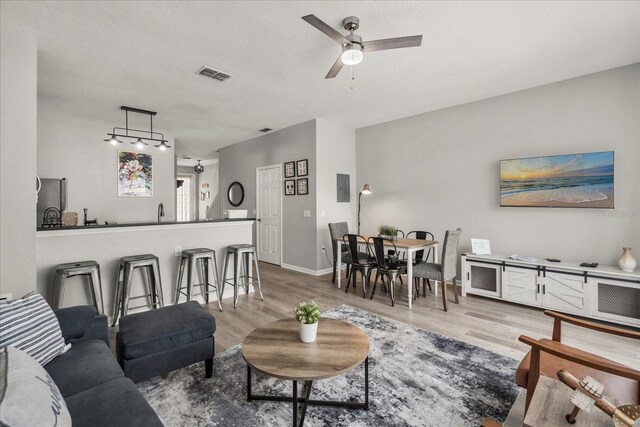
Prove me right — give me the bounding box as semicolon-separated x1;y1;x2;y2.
341;45;363;65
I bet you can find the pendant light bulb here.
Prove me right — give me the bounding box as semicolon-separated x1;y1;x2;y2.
194;160;204;174
134;138;146;149
104;134;120;145
154;140;171;151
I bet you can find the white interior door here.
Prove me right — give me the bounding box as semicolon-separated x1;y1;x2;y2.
257;165;282;265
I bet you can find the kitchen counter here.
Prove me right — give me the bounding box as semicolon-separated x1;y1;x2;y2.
37;218;255;232
36;219;255;318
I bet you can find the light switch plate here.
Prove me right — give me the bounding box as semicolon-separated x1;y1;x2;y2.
320;210;325;217
303;210;311;217
174;246;182;256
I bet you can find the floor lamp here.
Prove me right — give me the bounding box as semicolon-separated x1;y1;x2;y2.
357;184;371;234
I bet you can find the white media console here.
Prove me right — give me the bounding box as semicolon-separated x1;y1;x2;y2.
461;253;640;328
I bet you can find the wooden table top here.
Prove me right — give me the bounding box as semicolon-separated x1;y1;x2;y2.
242;318;370;381
337;234;438;250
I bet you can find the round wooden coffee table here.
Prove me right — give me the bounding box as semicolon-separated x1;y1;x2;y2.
242;318;370;427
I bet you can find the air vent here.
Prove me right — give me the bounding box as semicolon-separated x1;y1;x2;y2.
259;128;272;133
197;66;231;81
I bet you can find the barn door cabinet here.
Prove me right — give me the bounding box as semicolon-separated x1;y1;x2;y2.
461;254;639;327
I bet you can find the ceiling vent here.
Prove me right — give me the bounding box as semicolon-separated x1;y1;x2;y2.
259;128;272;133
197;66;231;81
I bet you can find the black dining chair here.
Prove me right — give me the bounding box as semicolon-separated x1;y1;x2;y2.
369;237;407;307
343;234;375;298
405;230;435;296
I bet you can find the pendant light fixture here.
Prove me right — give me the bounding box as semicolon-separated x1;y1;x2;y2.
103;106;171;151
194;160;204;174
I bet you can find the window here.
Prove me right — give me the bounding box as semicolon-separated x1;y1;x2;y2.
176;174;194;221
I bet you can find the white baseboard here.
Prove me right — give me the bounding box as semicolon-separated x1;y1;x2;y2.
281;263;333;277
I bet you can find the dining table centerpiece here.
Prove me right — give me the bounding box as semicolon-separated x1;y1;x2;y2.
378;225;399;241
295;301;321;343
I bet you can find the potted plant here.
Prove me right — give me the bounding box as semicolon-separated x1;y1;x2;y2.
295;301;321;343
378;225;398;241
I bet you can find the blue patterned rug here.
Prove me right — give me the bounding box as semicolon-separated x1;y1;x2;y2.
138;305;519;426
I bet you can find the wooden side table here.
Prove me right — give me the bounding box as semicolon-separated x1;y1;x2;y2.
242;318;370;427
524;376;618;427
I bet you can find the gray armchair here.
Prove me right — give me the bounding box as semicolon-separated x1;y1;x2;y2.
412;228;462;311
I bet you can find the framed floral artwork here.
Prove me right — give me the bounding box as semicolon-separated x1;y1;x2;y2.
118;151;153;197
284;161;295;178
297;178;309;195
296;159;308;177
284;179;295;195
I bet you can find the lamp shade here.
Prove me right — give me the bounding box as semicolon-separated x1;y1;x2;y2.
361;183;372;195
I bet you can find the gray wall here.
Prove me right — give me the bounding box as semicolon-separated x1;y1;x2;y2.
37;96;176;224
315;119;357;271
1;17;38;297
356;64;640;266
219;120;317;271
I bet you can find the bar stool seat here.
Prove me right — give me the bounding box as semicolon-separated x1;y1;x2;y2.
53;260;104;313
221;244;264;308
111;254;164;327
174;248;222;311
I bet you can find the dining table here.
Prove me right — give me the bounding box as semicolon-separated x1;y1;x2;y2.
335;234;439;308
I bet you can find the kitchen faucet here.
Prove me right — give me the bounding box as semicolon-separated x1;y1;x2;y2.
158;203;164;223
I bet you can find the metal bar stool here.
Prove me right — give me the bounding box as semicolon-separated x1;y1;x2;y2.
221;244;264;308
174;248;223;311
111;254;164;327
52;260;104;313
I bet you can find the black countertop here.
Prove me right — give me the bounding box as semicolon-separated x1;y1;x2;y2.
37;218;256;231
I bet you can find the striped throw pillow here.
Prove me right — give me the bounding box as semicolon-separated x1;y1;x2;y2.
0;292;69;365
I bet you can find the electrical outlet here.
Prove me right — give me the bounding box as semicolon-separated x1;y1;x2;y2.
174;246;182;256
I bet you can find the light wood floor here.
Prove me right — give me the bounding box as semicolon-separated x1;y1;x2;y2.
204;262;639;367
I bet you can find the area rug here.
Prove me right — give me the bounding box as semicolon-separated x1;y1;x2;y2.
138;305;520;426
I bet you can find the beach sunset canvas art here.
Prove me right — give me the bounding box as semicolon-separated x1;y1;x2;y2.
500;151;614;208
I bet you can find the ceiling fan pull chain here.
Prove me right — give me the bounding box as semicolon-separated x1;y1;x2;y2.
350;65;355;90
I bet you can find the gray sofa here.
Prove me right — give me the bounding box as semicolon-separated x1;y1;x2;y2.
46;305;162;427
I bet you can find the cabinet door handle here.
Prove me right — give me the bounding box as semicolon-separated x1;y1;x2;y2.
467;272;470;281
542;284;546;294
537;283;540;294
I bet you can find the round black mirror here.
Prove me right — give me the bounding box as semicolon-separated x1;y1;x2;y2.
227;181;244;207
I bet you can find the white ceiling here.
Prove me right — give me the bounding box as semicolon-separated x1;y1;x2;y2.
3;1;639;160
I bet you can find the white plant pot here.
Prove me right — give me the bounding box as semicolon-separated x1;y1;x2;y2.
299;322;318;343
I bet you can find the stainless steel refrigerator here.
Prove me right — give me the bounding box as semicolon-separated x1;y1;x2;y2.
36;177;67;227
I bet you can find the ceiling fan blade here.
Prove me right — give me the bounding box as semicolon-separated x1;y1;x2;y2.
325;55;344;79
302;14;350;45
362;35;423;52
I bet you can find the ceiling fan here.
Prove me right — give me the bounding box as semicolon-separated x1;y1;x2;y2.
302;14;423;79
